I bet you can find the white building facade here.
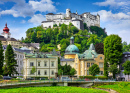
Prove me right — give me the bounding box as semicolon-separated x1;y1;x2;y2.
42;9;100;30
23;53;58;79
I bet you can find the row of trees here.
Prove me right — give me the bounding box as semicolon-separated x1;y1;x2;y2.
0;41;18;76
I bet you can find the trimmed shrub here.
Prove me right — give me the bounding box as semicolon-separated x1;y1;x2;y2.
79;76;108;80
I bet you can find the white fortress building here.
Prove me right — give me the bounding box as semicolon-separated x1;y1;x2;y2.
42;9;100;30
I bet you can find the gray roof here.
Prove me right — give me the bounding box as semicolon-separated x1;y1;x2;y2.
7;38;17;41
60;58;74;62
31;43;39;48
3;45;32;54
0;35;6;41
41;21;54;23
123;52;130;55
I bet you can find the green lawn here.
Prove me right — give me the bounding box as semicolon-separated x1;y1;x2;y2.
95;82;130;93
0;86;107;93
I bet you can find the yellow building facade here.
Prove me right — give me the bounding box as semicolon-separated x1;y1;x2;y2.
61;36;104;77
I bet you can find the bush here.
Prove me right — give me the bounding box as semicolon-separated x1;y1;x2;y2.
31;77;48;80
53;24;57;27
0;75;3;80
79;76;108;80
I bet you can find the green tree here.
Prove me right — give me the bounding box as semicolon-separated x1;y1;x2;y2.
58;69;63;76
108;63;119;79
0;41;4;75
70;68;76;75
89;64;100;76
104;34;122;77
90;26;107;38
3;44;18;76
71;26;79;34
31;66;36;74
86;34;100;48
123;60;130;80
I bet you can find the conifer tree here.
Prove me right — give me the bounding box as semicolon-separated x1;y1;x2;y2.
3;44;18;76
0;40;4;75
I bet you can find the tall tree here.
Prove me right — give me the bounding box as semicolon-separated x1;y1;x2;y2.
89;64;100;76
3;44;18;76
123;60;130;80
104;34;123;77
0;41;4;75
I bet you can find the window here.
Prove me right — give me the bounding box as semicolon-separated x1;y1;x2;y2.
38;70;40;75
99;71;103;75
87;63;90;67
51;61;54;67
100;57;103;59
99;63;103;68
30;62;34;66
44;61;47;66
91;63;94;66
44;70;47;75
87;70;89;75
38;62;40;66
51;70;54;75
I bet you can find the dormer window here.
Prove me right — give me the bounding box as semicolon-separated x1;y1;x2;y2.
100;57;103;59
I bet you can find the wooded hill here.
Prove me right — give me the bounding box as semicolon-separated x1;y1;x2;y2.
21;23;107;56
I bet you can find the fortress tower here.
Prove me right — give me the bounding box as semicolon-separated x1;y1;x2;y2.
66;9;71;19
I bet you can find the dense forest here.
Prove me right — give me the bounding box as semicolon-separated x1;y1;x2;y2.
21;23;107;56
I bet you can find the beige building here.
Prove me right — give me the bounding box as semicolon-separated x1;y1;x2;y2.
61;36;104;77
23;50;58;79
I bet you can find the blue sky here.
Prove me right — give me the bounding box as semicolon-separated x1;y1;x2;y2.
0;0;130;43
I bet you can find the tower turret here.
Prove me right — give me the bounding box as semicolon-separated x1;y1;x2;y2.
66;9;71;19
70;36;74;45
2;23;11;38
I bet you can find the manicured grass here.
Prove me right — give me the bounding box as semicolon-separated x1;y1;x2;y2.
95;82;130;93
0;86;107;93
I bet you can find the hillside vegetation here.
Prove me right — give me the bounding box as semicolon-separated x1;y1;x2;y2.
22;23;107;56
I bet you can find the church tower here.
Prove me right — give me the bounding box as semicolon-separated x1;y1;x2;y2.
2;23;11;38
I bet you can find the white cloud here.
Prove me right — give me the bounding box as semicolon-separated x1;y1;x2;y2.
56;2;60;5
21;20;26;23
93;10;130;43
94;0;130;12
0;0;56;17
28;14;46;25
118;30;130;43
29;0;56;12
93;10;130;22
94;0;126;7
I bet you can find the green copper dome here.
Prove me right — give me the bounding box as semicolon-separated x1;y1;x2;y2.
65;45;79;54
70;36;74;39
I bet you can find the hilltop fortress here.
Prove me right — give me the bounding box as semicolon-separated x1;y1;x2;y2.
42;9;100;30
